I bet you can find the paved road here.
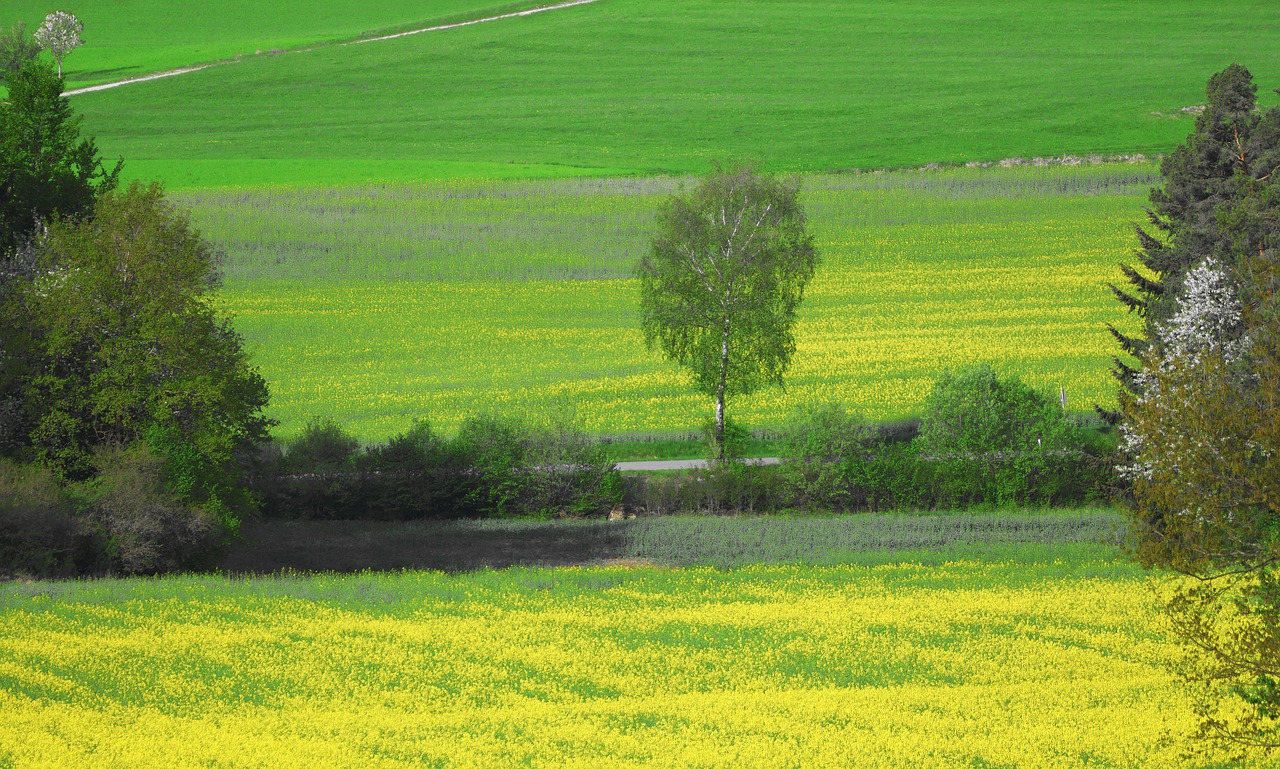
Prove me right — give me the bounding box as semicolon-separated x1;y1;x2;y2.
615;457;782;471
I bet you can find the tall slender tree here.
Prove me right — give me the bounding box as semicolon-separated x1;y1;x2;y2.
637;166;818;459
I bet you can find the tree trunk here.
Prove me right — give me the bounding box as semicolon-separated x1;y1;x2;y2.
715;327;729;460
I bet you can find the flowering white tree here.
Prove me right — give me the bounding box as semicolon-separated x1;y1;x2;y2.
33;11;82;78
1118;258;1250;482
1119;252;1280;756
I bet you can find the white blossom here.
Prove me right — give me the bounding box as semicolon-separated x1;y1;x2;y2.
1118;258;1248;483
34;11;83;78
1158;257;1248;364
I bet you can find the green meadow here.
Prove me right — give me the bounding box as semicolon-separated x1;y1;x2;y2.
4;0;546;88
56;0;1280;187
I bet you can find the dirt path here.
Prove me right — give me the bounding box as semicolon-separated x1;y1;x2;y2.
63;0;599;97
348;0;599;45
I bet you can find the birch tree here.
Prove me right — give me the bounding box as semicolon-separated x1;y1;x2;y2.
637;167;818;459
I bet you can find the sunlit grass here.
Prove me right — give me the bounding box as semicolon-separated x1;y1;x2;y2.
68;0;1280;188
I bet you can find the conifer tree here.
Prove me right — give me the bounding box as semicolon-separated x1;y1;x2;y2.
1107;64;1280;400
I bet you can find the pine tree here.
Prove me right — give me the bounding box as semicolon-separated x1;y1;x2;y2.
1107;64;1280;402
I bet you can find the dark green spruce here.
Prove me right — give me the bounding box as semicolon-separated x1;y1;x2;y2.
1107;63;1280;401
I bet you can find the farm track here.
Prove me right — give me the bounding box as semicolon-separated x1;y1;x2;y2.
62;0;600;97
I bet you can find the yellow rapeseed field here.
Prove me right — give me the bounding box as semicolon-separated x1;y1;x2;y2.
204;166;1150;440
0;559;1255;767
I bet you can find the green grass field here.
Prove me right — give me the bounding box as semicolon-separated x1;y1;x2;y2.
56;0;1280;188
3;0;547;89
184;164;1151;440
0;519;1245;768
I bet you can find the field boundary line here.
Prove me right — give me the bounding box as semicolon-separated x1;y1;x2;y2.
348;0;599;45
62;0;599;97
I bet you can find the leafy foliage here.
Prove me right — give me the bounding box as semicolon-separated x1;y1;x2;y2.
638;166;818;457
0;58;119;258
917;364;1079;456
10;182;272;518
261;413;622;521
0;458;91;577
1116;66;1280;755
0;21;41;82
83;444;223;575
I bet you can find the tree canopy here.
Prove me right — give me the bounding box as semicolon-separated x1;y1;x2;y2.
7;182;273;518
0;22;41;82
637;166;818;457
0;58;120;260
1116;65;1280;755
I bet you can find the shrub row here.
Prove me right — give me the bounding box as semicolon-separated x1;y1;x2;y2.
626;442;1115;517
254;415;623;521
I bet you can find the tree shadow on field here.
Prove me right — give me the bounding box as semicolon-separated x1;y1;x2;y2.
66;66;139;82
219;519;635;575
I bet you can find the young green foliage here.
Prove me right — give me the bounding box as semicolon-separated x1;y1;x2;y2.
637;166;818;458
15;182;273;509
0;21;41;82
0;58;120;258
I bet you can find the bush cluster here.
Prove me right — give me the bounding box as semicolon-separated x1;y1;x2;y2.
0;446;227;578
257;414;623;521
782;366;1114;512
628;367;1116;516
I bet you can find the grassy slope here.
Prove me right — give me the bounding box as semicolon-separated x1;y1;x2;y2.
186;165;1150;440
3;0;546;89
69;0;1280;188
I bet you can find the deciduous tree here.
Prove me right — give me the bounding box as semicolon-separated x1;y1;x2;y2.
637;166;818;458
33;11;82;78
0;21;41;82
1117;65;1280;755
11;181;273;526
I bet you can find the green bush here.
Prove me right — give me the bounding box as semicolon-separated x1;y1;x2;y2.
781;403;876;511
85;445;223;574
280;416;360;474
259;414;621;521
522;420;623;519
638;462;786;516
700;415;751;460
917;364;1075;456
0;459;97;577
358;419;467;520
